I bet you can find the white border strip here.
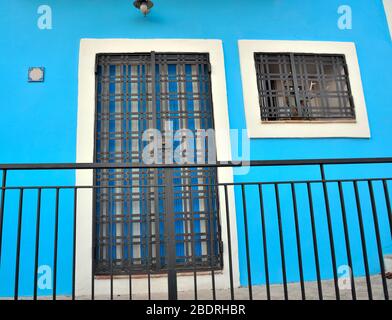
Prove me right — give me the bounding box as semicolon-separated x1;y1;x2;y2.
75;39;239;298
238;40;371;138
384;0;392;41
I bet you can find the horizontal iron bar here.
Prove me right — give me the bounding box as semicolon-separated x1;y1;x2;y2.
1;158;392;170
1;177;392;190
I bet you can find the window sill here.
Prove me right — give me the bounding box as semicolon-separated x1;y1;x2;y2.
261;119;357;124
247;119;370;139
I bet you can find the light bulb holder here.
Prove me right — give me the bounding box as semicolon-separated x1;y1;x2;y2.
133;0;154;16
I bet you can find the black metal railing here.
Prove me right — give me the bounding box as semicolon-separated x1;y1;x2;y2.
0;158;391;300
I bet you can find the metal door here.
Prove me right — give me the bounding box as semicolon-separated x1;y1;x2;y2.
93;53;222;282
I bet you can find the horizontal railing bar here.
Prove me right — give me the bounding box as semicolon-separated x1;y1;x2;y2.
1;157;392;170
1;177;392;190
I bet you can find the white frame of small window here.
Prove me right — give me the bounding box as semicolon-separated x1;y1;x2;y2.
238;40;371;138
384;0;392;41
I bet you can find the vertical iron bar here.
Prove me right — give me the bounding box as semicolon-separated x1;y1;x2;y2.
289;53;303;117
337;182;356;300
149;52;158;300
207;178;216;300
148;242;151;300
150;51;162;272
320;164;340;300
192;235;198;300
110;185;114;300
14;188;24;300
258;184;270;300
128;180;133;301
306;183;323;300
145;185;152;300
72;188;77;300
215;181;223;272
275;184;288;300
165;168;177;300
129;274;132;301
53;188;60;300
368;181;389;300
241;185;253;300
291;183;305;300
188;182;198;300
91;188;96;300
92;55;100;301
210;259;216;300
150;51;157;129
0;170;6;301
0;170;7;267
167;234;177;298
128;185;132;301
353;181;373;300
33;188;42;300
382;180;392;236
224;185;235;300
193;271;198;300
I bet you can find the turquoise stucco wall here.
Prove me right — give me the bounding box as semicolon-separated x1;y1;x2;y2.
0;0;391;296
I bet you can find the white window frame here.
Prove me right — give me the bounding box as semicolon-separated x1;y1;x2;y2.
384;0;392;40
75;39;239;298
238;40;371;138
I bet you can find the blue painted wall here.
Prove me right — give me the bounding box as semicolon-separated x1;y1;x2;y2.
0;0;391;296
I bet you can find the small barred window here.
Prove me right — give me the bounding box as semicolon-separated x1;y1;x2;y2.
254;53;356;121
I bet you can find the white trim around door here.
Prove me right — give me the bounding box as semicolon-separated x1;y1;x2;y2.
75;39;239;298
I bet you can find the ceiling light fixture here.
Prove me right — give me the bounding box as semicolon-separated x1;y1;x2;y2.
133;0;154;17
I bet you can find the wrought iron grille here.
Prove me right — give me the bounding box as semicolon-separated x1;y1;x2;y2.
254;53;356;121
94;53;222;275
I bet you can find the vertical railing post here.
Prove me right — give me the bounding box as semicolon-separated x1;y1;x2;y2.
207;177;217;300
53;188;60;300
241;184;253;300
291;183;305;300
258;184;270;300
320;164;340;300
33;188;42;300
368;181;389;300
382;180;392;236
275;184;288;300
337;182;356;300
306;183;323;300
353;181;373;300
72;187;77;300
109;185;114;300
224;185;235;300
14;188;24;300
0;170;7;267
165;168;177;300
